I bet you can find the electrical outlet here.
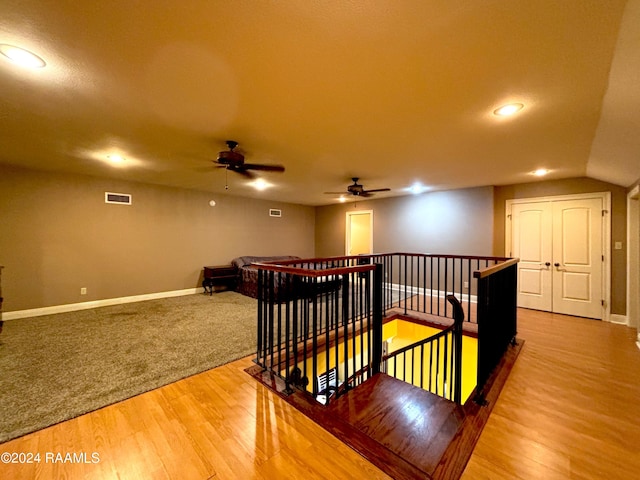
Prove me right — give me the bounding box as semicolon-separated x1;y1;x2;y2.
80;287;87;295
463;281;469;289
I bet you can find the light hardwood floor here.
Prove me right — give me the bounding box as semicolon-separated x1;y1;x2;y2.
462;309;640;480
1;309;638;479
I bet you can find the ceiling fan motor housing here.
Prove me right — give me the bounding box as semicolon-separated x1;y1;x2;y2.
348;183;364;194
217;150;244;165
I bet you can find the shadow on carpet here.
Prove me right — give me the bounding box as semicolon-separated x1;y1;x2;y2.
0;291;257;443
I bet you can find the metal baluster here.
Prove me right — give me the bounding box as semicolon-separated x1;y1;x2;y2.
410;254;414;312
268;271;275;371
437;258;441;317
311;275;318;396
443;332;448;399
284;274;291;386
429;341;434;391
467;259;472;323
277;276;282;372
444;258;449;318
420;343;425;389
430;256;434;314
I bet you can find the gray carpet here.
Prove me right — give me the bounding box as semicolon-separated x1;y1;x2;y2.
0;291;257;443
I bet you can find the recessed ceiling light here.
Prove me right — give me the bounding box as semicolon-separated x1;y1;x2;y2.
531;168;550;177
107;154;125;164
404;183;428;195
493;103;524;116
0;44;46;68
338;196;347;203
250;178;271;191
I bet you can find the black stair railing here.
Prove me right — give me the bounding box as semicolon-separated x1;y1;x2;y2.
254;253;518;406
474;258;518;401
382;295;465;403
255;261;383;402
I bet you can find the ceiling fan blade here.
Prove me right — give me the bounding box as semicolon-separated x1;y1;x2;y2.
363;188;391;193
243;163;285;172
234;168;256;179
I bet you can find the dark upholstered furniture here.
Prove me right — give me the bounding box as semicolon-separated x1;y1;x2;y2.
231;256;301;299
231;255;342;302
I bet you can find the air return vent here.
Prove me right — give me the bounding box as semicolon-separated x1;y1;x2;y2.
105;192;132;205
269;208;282;217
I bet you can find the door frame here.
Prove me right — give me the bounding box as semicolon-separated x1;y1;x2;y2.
627;185;639;338
505;192;611;321
345;210;373;256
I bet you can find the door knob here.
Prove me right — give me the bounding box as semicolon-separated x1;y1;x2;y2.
545;262;551;267
554;263;560;267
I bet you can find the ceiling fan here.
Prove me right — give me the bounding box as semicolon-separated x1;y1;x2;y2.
325;178;391;197
213;140;285;179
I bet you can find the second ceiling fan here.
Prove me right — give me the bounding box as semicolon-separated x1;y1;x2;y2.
325;178;391;197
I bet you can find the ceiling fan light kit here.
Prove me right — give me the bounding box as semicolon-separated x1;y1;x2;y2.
324;177;391;198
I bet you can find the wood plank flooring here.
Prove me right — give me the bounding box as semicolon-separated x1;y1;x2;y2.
328;373;465;475
461;309;640;480
1;308;639;479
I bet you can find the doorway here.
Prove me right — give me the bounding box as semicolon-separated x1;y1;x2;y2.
346;210;373;256
506;193;610;320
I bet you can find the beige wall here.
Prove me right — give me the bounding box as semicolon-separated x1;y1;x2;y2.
315;186;494;257
2;167;628;317
493;177;627;315
0;165;315;312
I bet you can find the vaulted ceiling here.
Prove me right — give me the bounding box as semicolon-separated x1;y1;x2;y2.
1;1;638;206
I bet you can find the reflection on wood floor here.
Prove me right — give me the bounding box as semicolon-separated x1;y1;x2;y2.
0;308;638;479
247;325;520;479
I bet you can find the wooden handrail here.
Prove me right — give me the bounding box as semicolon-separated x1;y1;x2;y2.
378;252;512;262
473;258;519;279
252;262;375;277
258;252;513;266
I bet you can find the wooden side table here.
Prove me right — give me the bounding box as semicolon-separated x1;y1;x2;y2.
202;265;237;295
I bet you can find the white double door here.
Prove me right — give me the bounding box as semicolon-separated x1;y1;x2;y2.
509;196;605;319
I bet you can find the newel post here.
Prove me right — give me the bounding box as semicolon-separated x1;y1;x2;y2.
371;263;383;375
447;294;464;404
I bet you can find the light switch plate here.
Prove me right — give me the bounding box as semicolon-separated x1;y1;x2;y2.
614;241;623;250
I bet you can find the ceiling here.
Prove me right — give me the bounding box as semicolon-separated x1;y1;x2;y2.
1;0;638;206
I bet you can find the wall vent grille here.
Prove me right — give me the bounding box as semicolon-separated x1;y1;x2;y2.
105;192;132;205
269;208;282;217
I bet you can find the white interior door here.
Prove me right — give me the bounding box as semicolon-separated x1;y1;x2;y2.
509;196;604;319
551;198;603;319
511;202;553;311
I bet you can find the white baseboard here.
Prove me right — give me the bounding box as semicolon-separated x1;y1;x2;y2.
2;288;200;321
609;314;628;325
